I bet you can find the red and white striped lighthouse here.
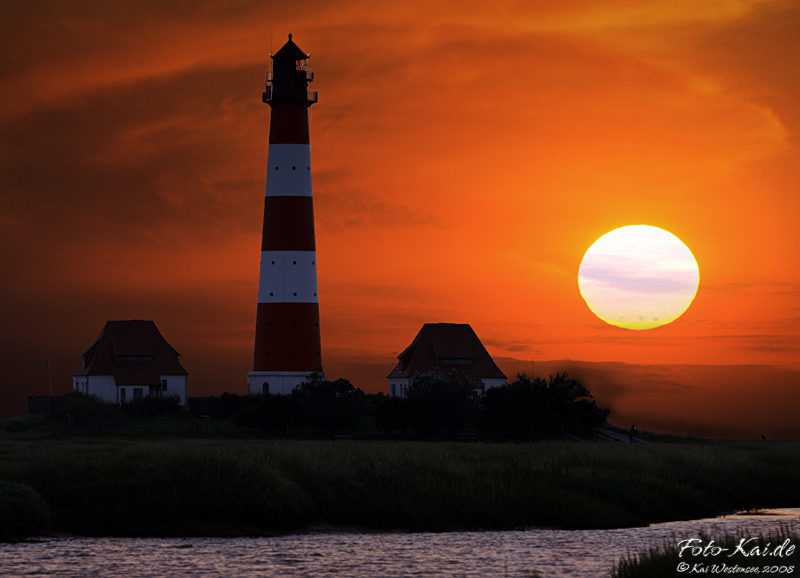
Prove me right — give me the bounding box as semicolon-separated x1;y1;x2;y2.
247;34;322;395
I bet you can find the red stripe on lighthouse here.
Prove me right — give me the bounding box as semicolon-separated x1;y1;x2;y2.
253;303;322;370
261;197;316;251
269;102;310;145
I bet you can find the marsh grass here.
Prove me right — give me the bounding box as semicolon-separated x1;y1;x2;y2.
0;480;50;541
610;527;800;577
0;440;798;536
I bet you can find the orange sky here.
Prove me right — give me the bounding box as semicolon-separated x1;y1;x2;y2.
2;0;799;436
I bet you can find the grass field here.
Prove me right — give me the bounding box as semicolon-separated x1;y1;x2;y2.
1;428;798;538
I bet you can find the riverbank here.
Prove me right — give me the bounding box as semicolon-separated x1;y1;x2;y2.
2;438;799;539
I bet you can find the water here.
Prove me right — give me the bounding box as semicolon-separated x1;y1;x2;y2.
2;510;798;577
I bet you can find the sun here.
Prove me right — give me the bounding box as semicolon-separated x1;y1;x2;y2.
578;225;700;330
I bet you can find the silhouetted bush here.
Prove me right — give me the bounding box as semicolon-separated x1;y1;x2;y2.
405;369;481;437
374;396;411;435
52;391;125;429
0;481;50;541
188;393;245;419
483;373;609;439
124;394;185;418
233;393;302;434
291;371;367;434
361;392;388;418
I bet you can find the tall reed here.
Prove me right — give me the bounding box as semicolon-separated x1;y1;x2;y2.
611;527;799;578
0;480;50;541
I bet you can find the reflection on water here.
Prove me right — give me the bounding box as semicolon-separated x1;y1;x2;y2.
2;510;798;578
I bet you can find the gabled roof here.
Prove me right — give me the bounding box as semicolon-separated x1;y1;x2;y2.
74;320;188;379
387;323;506;383
272;34;309;61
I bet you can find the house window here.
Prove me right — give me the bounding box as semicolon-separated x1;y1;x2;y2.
120;388;126;403
133;388;143;400
162;379;168;392
262;382;269;394
390;383;396;397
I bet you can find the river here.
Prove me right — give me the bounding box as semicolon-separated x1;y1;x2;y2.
2;509;798;577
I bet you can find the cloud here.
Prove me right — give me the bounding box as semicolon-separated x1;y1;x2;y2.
315;188;441;229
507;0;782;32
713;334;800;353
482;335;545;354
325;283;432;300
579;268;698;294
703;281;800;295
0;0;354;120
0;64;267;238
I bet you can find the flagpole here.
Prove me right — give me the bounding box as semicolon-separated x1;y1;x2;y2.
45;358;53;416
46;358;52;398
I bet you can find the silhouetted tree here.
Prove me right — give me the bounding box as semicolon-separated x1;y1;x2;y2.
482;379;540;438
52;391;125;429
188;392;245;419
405;369;481;437
374;396;411;435
483;373;609;439
233;393;301;434
291;370;367;433
124;394;185;418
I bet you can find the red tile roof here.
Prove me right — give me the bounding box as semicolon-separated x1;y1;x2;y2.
387;323;506;383
74;320;188;379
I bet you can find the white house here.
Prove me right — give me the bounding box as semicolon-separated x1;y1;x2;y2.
387;323;507;397
72;320;188;406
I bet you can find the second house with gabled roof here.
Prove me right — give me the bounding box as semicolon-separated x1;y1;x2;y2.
387;323;506;397
72;320;188;406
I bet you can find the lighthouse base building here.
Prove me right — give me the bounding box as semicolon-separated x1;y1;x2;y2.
248;372;316;396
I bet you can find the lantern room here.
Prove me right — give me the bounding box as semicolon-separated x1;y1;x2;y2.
263;34;317;104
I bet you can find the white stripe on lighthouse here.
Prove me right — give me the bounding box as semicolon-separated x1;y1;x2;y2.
265;144;312;197
257;250;318;303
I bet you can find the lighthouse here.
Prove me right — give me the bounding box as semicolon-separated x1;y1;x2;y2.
247;34;322;395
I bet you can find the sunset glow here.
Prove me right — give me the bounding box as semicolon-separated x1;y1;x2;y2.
1;0;800;437
578;226;700;330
